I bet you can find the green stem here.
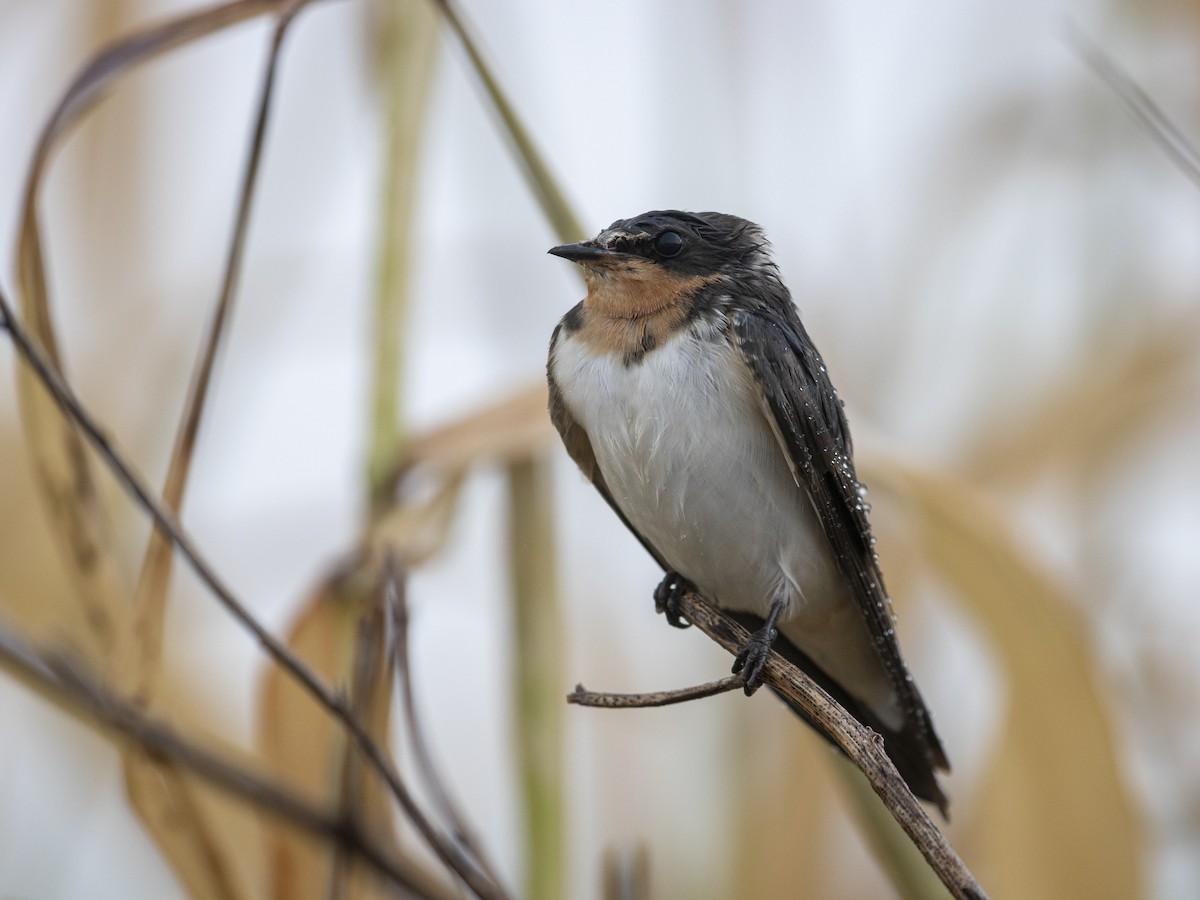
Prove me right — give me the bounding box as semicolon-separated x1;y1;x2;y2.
366;0;439;515
835;756;953;900
507;457;565;900
431;0;586;244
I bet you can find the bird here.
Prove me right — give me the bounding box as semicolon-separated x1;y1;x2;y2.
545;210;949;813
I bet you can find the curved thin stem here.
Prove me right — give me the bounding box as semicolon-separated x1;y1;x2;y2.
644;590;986;900
568;676;744;709
0;618;455;899
0;284;508;900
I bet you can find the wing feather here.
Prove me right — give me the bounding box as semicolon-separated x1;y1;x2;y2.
730;302;949;779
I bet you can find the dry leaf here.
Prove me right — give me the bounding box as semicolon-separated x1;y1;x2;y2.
257;558;399;900
870;462;1143;899
732;705;847;899
964;319;1199;485
122;749;259;900
13;0;296;675
12;4;327;896
400;381;554;476
374;381;554;564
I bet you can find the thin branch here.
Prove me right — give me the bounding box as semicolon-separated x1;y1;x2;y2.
389;564;464;835
115;20;311;890
16;4;308;652
649;591;986;900
330;590;391;900
1067;24;1200;188
128;0;308;704
2;2;505;896
428;0;585;244
387;557;501;886
0;620;455;900
0;285;508;900
568;676;745;709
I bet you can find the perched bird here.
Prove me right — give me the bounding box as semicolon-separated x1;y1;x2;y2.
546;210;949;813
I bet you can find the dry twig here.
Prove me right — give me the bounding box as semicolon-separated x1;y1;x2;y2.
0;285;508;900
125;0;312;698
0;618;454;900
573;589;988;900
1067;24;1200;188
387;560;496;877
681;591;984;899
569;676;744;709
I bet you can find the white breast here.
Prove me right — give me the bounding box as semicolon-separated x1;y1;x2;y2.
553;322;839;617
552;320;902;726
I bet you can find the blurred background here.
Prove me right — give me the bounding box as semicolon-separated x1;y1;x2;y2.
0;0;1196;897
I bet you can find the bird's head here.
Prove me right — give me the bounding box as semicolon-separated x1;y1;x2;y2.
549;211;779;322
549;210;775;285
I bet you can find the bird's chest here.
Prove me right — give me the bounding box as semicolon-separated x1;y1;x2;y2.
553;326;792;588
557;327;754;481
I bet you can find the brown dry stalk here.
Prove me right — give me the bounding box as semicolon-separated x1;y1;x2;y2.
574;589;988;900
0;619;455;899
386;562;497;877
125;0;312;703
115;12;313;897
569;676;745;709
682;592;984;899
0;285;508;900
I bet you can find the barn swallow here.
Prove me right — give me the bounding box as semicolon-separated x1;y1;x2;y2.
546;210;949;812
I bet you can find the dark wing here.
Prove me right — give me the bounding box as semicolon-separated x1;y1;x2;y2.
547;322;669;572
729;301;950;782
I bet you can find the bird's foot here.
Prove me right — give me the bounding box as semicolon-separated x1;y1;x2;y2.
731;598;785;695
732;626;777;695
653;571;694;629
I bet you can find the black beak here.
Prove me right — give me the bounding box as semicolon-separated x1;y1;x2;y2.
548;241;620;262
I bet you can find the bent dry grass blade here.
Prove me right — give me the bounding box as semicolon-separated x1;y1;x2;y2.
258;562;404;900
866;462;1142;899
121;8;316;899
13;3;310;897
13;0;296;669
428;0;585;245
963;319;1200;485
0;613;447;897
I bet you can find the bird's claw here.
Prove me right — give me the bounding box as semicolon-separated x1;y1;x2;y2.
732;623;778;695
653;571;693;629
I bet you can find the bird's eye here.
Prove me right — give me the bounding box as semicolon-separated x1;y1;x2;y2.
654;231;684;258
